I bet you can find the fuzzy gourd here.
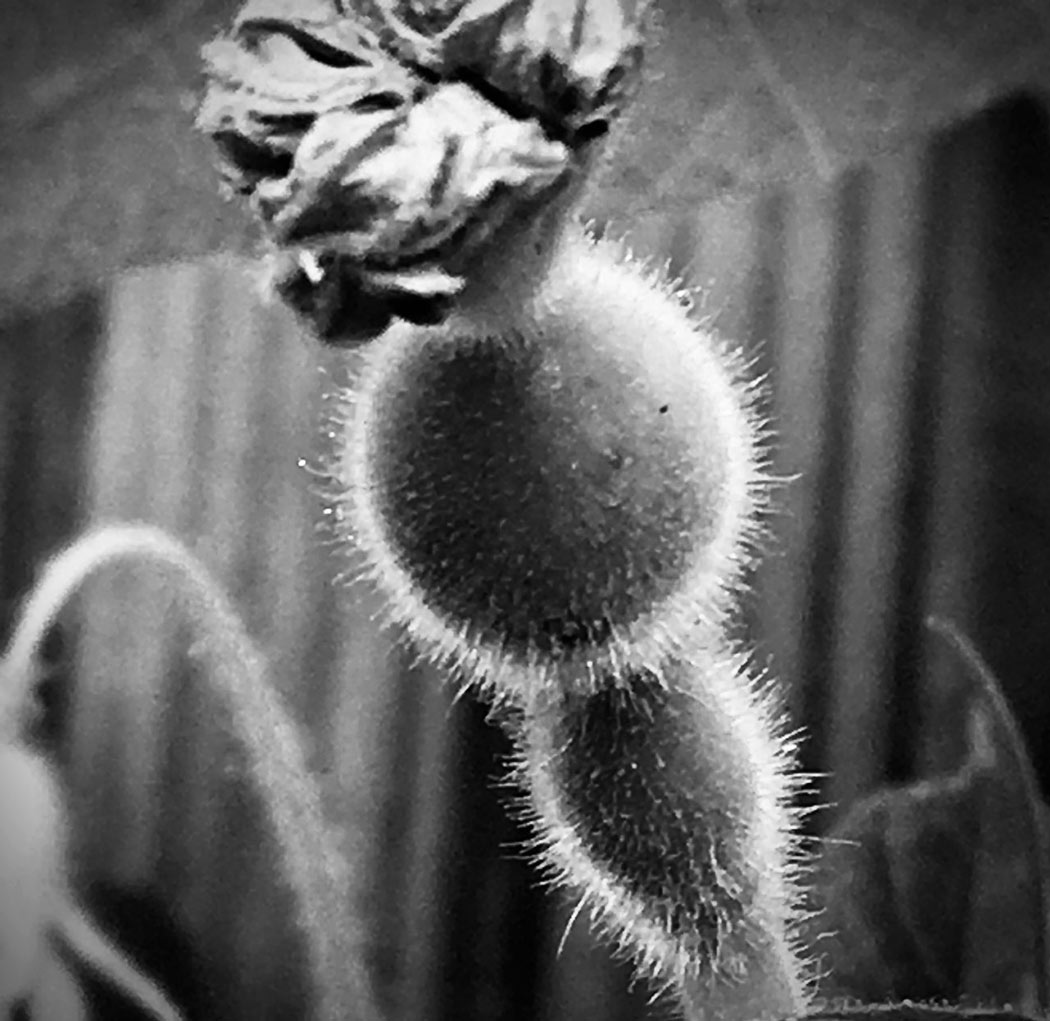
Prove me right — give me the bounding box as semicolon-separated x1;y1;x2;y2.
327;226;767;701
514;641;810;1016
198;1;767;700
198;2;813;1018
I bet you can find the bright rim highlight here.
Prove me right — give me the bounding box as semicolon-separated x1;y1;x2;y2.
326;228;769;701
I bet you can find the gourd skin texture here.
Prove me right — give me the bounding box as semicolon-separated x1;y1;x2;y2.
515;647;810;1012
330;227;767;700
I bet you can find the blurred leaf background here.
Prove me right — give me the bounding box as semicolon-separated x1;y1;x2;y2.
4;1;1050;1019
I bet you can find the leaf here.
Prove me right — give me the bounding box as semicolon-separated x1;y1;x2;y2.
803;620;1050;1012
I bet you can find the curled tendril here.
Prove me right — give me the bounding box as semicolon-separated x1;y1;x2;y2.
197;0;651;342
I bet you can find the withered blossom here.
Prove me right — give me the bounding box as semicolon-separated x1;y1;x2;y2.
198;0;649;342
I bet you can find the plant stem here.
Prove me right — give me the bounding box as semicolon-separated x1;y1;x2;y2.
0;523;379;1021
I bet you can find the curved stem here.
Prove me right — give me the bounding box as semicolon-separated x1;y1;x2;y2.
0;523;380;1021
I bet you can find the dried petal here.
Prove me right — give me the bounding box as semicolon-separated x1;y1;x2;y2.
198;0;650;341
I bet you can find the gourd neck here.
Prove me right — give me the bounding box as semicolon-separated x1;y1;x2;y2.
451;160;593;335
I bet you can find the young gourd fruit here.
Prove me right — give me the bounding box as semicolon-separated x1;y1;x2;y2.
513;641;811;1015
200;3;811;1018
329;226;768;700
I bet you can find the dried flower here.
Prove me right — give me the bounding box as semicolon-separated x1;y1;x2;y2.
198;0;650;342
